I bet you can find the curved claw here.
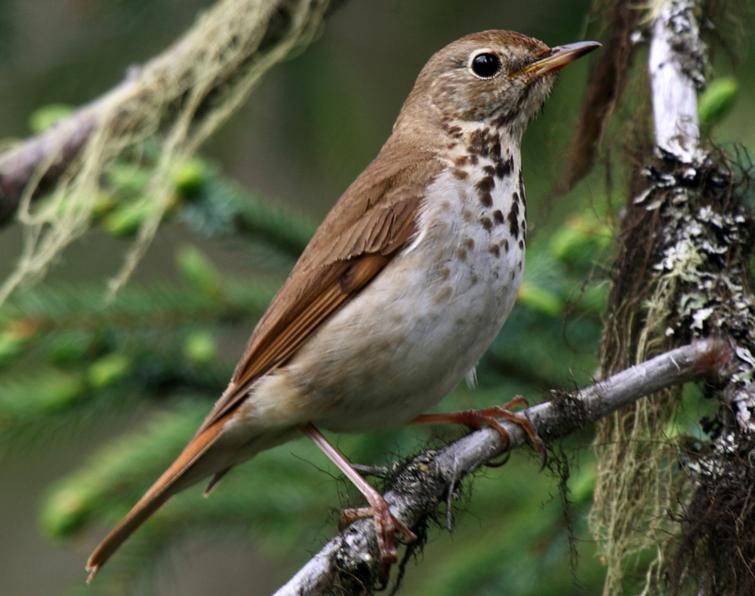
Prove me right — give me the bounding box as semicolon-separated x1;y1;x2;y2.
410;396;546;466
340;504;417;572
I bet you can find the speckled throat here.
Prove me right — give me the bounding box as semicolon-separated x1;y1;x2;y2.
442;119;527;244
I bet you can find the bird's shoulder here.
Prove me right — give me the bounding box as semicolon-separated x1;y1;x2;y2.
198;140;444;430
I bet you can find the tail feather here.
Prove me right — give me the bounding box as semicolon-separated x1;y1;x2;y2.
85;420;225;581
203;467;231;497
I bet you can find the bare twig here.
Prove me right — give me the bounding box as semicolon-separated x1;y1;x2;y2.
275;338;730;595
560;0;640;191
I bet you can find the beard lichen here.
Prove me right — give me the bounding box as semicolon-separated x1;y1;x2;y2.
591;145;754;595
0;0;329;304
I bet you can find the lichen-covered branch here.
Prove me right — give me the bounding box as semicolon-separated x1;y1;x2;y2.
0;0;344;304
590;0;755;593
646;0;755;474
0;0;339;227
275;339;730;595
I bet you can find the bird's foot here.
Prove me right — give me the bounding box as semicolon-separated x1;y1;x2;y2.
303;424;417;584
339;501;417;580
410;397;546;465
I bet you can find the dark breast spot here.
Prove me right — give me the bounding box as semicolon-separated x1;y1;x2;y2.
507;196;520;238
445;125;463;139
488;244;501;257
493;209;504;224
453;168;468;180
476;176;495;193
476;176;495;207
463;238;475;250
496;156;514;179
480;216;493;232
468;128;492;157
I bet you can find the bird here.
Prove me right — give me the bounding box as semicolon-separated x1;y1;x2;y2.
85;30;600;580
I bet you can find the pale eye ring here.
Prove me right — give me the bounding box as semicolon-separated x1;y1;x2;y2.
469;51;502;79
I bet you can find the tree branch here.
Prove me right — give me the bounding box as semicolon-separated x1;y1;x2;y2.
275;338;731;595
0;0;345;227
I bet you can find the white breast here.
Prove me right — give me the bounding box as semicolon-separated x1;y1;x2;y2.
248;147;527;433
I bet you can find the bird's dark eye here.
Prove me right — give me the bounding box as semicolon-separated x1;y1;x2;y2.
471;52;502;78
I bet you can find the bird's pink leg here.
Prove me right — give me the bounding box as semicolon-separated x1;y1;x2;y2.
410;397;546;458
303;424;416;573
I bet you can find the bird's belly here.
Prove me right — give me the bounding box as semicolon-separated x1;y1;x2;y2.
286;169;526;432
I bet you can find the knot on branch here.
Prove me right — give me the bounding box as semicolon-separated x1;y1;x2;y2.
547;389;589;436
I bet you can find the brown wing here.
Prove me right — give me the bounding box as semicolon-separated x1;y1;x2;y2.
197;140;443;432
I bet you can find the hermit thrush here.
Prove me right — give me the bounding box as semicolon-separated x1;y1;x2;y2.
86;30;599;579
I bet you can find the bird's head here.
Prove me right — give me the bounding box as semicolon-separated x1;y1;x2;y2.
396;30;600;140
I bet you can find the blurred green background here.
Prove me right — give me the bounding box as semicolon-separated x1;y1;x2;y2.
0;1;752;595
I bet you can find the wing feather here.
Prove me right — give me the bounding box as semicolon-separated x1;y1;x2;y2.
196;142;442;432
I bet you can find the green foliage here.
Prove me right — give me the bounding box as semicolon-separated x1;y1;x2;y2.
88;354;132;389
699;77;738;129
103;200;156;237
176;245;224;297
28;104;74;133
182;330;218;365
94;150;315;258
171;158;208;198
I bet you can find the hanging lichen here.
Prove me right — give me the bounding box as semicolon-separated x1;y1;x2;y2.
0;0;329;304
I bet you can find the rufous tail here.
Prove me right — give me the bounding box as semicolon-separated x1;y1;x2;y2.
85;420;225;582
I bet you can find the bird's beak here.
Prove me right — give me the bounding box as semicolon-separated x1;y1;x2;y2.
513;41;601;78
